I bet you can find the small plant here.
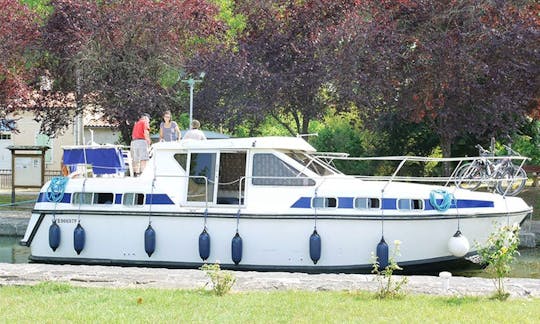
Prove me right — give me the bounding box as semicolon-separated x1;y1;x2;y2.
371;240;408;299
200;262;236;296
476;223;521;301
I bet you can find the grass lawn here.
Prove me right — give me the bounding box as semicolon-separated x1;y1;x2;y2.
0;282;539;323
0;194;37;209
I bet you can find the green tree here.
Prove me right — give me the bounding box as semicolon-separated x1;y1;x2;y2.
0;0;42;112
191;0;355;135
330;0;539;166
37;0;226;140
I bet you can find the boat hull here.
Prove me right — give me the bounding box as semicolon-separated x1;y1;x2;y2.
22;209;529;274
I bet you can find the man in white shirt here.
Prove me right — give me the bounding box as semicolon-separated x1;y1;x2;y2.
183;119;207;140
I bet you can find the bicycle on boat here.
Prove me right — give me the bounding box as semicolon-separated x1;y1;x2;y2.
454;144;527;196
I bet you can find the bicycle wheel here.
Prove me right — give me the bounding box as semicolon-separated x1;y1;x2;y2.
454;163;483;190
496;165;527;196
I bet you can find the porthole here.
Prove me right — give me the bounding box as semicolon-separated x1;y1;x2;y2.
312;197;337;208
94;193;114;204
354;197;380;209
123;193;145;206
72;192;93;205
398;198;424;210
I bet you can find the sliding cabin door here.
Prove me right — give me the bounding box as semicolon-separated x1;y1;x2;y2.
187;153;217;203
217;152;247;205
184;151;247;205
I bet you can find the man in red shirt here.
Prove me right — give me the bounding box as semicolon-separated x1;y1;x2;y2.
130;113;151;176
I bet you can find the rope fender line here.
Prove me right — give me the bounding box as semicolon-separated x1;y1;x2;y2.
0;199;36;208
429;189;455;212
46;176;69;203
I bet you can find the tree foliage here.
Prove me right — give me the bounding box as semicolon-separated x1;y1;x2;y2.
192;0;356;135
1;0;538;159
330;0;540;158
0;0;41;112
37;0;225;139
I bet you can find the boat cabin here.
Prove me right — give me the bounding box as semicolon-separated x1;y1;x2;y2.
147;137;336;207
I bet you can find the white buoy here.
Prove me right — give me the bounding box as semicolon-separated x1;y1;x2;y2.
448;230;470;257
439;271;452;291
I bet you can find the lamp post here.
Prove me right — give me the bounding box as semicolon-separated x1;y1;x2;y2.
181;72;205;128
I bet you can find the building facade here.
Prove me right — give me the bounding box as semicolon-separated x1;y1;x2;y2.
0;111;121;172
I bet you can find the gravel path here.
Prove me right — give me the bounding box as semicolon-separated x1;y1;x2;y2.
0;263;539;298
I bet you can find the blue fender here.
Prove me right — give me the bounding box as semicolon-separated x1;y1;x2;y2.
199;229;211;261
49;220;61;252
376;237;389;269
309;230;321;264
231;233;243;265
144;224;156;257
73;223;86;255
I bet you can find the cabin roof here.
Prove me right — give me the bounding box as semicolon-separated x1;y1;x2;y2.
152;136;316;152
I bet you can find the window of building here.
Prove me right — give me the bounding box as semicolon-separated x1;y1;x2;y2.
35;133;53;164
252;153;315;186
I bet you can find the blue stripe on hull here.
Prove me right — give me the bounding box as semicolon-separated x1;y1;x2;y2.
37;192;174;205
38;192;72;204
37;192;493;210
291;197;493;210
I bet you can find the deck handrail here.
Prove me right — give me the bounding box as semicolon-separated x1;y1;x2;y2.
145;154;530;208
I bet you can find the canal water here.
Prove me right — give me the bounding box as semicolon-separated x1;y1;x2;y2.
0;236;30;264
1;235;538;278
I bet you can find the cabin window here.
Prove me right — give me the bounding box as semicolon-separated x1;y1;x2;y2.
252;153;315;186
187;153;216;202
0;133;11;140
354;198;380;209
217;152;246;205
312;197;337;208
123;193;145;206
93;193;114;204
398;199;424;210
72;192;93;205
174;153;188;171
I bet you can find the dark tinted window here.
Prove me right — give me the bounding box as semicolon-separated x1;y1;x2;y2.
174;153;188;170
252;153;315;186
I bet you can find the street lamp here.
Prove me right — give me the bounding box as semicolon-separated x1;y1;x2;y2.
181;72;205;128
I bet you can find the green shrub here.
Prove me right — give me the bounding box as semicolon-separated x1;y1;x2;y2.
476;223;521;301
200;263;236;296
371;240;408;299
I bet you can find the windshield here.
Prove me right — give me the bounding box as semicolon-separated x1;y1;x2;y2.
285;152;340;176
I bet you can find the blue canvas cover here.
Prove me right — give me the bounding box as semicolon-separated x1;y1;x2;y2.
62;146;125;175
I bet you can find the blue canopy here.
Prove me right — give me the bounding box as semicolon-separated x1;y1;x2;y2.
63;146;126;175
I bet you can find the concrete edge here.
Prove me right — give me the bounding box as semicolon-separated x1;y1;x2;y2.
0;263;539;298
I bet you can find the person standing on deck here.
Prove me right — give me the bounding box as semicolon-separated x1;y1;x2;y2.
131;113;151;176
159;110;181;142
183;119;207;140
